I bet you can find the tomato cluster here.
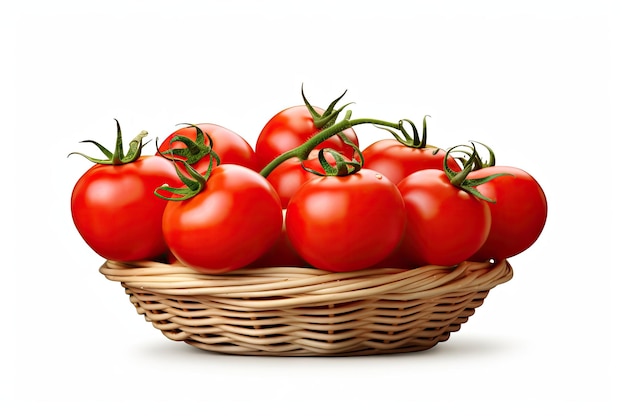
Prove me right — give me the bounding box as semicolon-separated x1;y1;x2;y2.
70;89;547;274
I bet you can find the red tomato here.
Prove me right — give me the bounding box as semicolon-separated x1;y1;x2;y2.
249;210;309;268
157;123;258;173
285;169;406;272
71;156;180;261
256;105;359;169
161;164;283;273
371;246;417;269
265;150;335;208
362;140;461;184
468;166;548;261
397;169;491;267
266;157;317;208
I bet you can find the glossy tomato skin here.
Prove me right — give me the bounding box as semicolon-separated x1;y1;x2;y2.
266;157;317;208
468;166;548;261
285;169;406;272
255;105;359;169
71;156;180;262
265;150;330;208
362;140;461;184
161;164;283;274
158;123;258;173
397;169;491;267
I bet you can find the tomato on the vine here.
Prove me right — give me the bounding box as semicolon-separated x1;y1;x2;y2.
362;117;461;184
395;145;505;267
362;140;462;184
468;166;547;261
397;169;491;267
249;210;309;268
265;150;337;208
158;123;258;173
158;164;283;274
285;166;406;272
255;88;359;169
70;120;180;262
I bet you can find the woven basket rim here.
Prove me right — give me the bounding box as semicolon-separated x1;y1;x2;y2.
100;259;513;309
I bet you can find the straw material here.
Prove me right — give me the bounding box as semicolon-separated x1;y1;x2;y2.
100;260;513;356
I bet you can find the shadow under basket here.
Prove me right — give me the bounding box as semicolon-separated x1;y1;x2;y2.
100;260;513;356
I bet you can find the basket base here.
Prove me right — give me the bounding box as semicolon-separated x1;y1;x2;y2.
125;287;488;356
101;259;513;356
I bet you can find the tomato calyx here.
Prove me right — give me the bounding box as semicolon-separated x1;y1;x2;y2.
377;115;437;151
304;143;364;177
301;84;354;131
445;142;510;203
453;141;497;170
68;119;149;165
301;85;360;160
154;157;217;201
154;127;221;201
159;123;221;165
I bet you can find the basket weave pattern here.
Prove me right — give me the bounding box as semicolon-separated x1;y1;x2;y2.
100;260;513;356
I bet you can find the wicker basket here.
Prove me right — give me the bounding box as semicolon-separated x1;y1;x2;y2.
100;259;513;356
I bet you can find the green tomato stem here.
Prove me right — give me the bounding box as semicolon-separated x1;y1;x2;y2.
259;117;401;178
444;142;512;203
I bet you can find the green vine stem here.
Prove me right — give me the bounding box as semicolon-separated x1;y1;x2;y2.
259;111;403;178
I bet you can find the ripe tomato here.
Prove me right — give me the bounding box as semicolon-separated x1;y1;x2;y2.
249;210;309;268
285;169;406;272
371;246;417;269
265;157;317;208
361;118;460;184
397;169;491;267
157;123;258;173
468;166;548;261
256;105;359;169
265;150;336;208
71;156;180;262
161;164;283;273
362;140;461;184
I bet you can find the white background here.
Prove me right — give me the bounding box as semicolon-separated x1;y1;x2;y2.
3;0;624;415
